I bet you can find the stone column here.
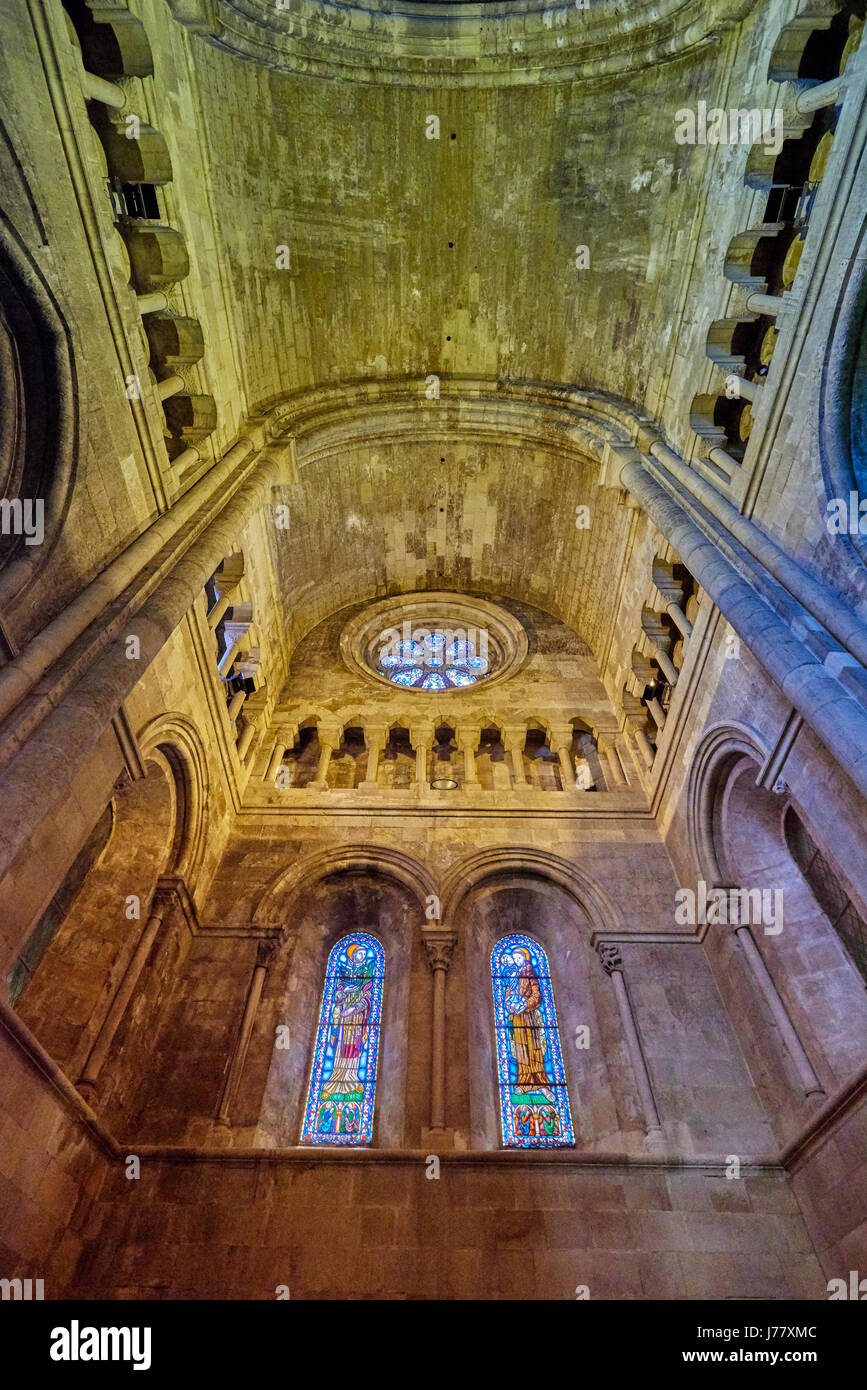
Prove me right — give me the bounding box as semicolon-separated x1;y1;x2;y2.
597;943;663;1145
217;935;286;1126
733;925;824;1097
745;291;783;317
502;727;527;786
632;725;655;767
654;573;693;640
646;638;678;686
422;927;457;1142
219;634;243;677
456;726;479;786
265;739;287;782
646;696;666;730
157;375;185;401
77;884;174;1097
80;69;126;108
664;600;692;639
207;558;244;630
137;291;168;315
708;445;740;476
796;74;845;114
227;688;246;722
411;724;434;789
598;736;626;787
312;725;340;790
360;724;388;790
577;732;601;779
622;697;654;770
549;727;575;790
236;692;267;761
237;713;260;761
730;376;758;404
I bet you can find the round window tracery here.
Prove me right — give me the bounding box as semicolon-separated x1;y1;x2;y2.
377;629;490;689
340;593;528;694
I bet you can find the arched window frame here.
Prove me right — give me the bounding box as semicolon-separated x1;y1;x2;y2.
301;930;385;1145
491;932;574;1149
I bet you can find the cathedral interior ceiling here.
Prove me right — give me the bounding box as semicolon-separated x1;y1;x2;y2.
263;378;641;657
185;24;760;420
176;0;761;86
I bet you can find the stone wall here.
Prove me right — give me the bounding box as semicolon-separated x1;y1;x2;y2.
73;1152;825;1301
0;1012;109;1297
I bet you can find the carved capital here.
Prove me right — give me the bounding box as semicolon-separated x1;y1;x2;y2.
256;931;286;970
423;930;457;973
597;941;623;976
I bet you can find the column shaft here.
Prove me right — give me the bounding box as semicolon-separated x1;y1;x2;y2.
665;601;692;639
649;640;678;685
745;291;783;316
646;697;666;730
217;966;267;1124
431;967;447;1131
796;75;845;114
462;744;478;785
265;741;287;781
137;291;168;315
217;938;283;1125
314;740;334;788
415;742;430;786
598;945;661;1139
79;900;168;1088
237;718;259;761
423;932;456;1139
157;375;184;401
735;926;824;1096
556;744;573;788
81;70;125;107
218;635;242;676
227;689;246;722
601;741;626;787
633;726;655;768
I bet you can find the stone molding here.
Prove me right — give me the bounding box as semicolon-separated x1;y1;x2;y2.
167;0;760;89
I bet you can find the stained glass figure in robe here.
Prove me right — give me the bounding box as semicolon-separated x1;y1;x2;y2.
491;934;574;1148
301;932;384;1145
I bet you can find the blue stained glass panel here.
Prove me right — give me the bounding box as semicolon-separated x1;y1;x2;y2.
301;932;385;1145
491;934;574;1148
377;628;489;689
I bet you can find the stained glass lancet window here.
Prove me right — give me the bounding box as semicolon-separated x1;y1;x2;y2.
301;931;385;1145
491;934;574;1148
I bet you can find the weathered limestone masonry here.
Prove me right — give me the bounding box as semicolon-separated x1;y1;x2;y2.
1;0;866;1301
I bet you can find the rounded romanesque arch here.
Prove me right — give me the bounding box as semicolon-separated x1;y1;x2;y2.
12;750;182;1076
0;216;77;603
137;712;210;893
820;210;867;569
441;846;623;933
453;866;631;1152
252;857;427;1149
685;721;769;886
252;843;438;927
687;728;867;1112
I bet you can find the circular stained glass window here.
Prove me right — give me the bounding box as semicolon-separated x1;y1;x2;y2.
377;629;490;690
